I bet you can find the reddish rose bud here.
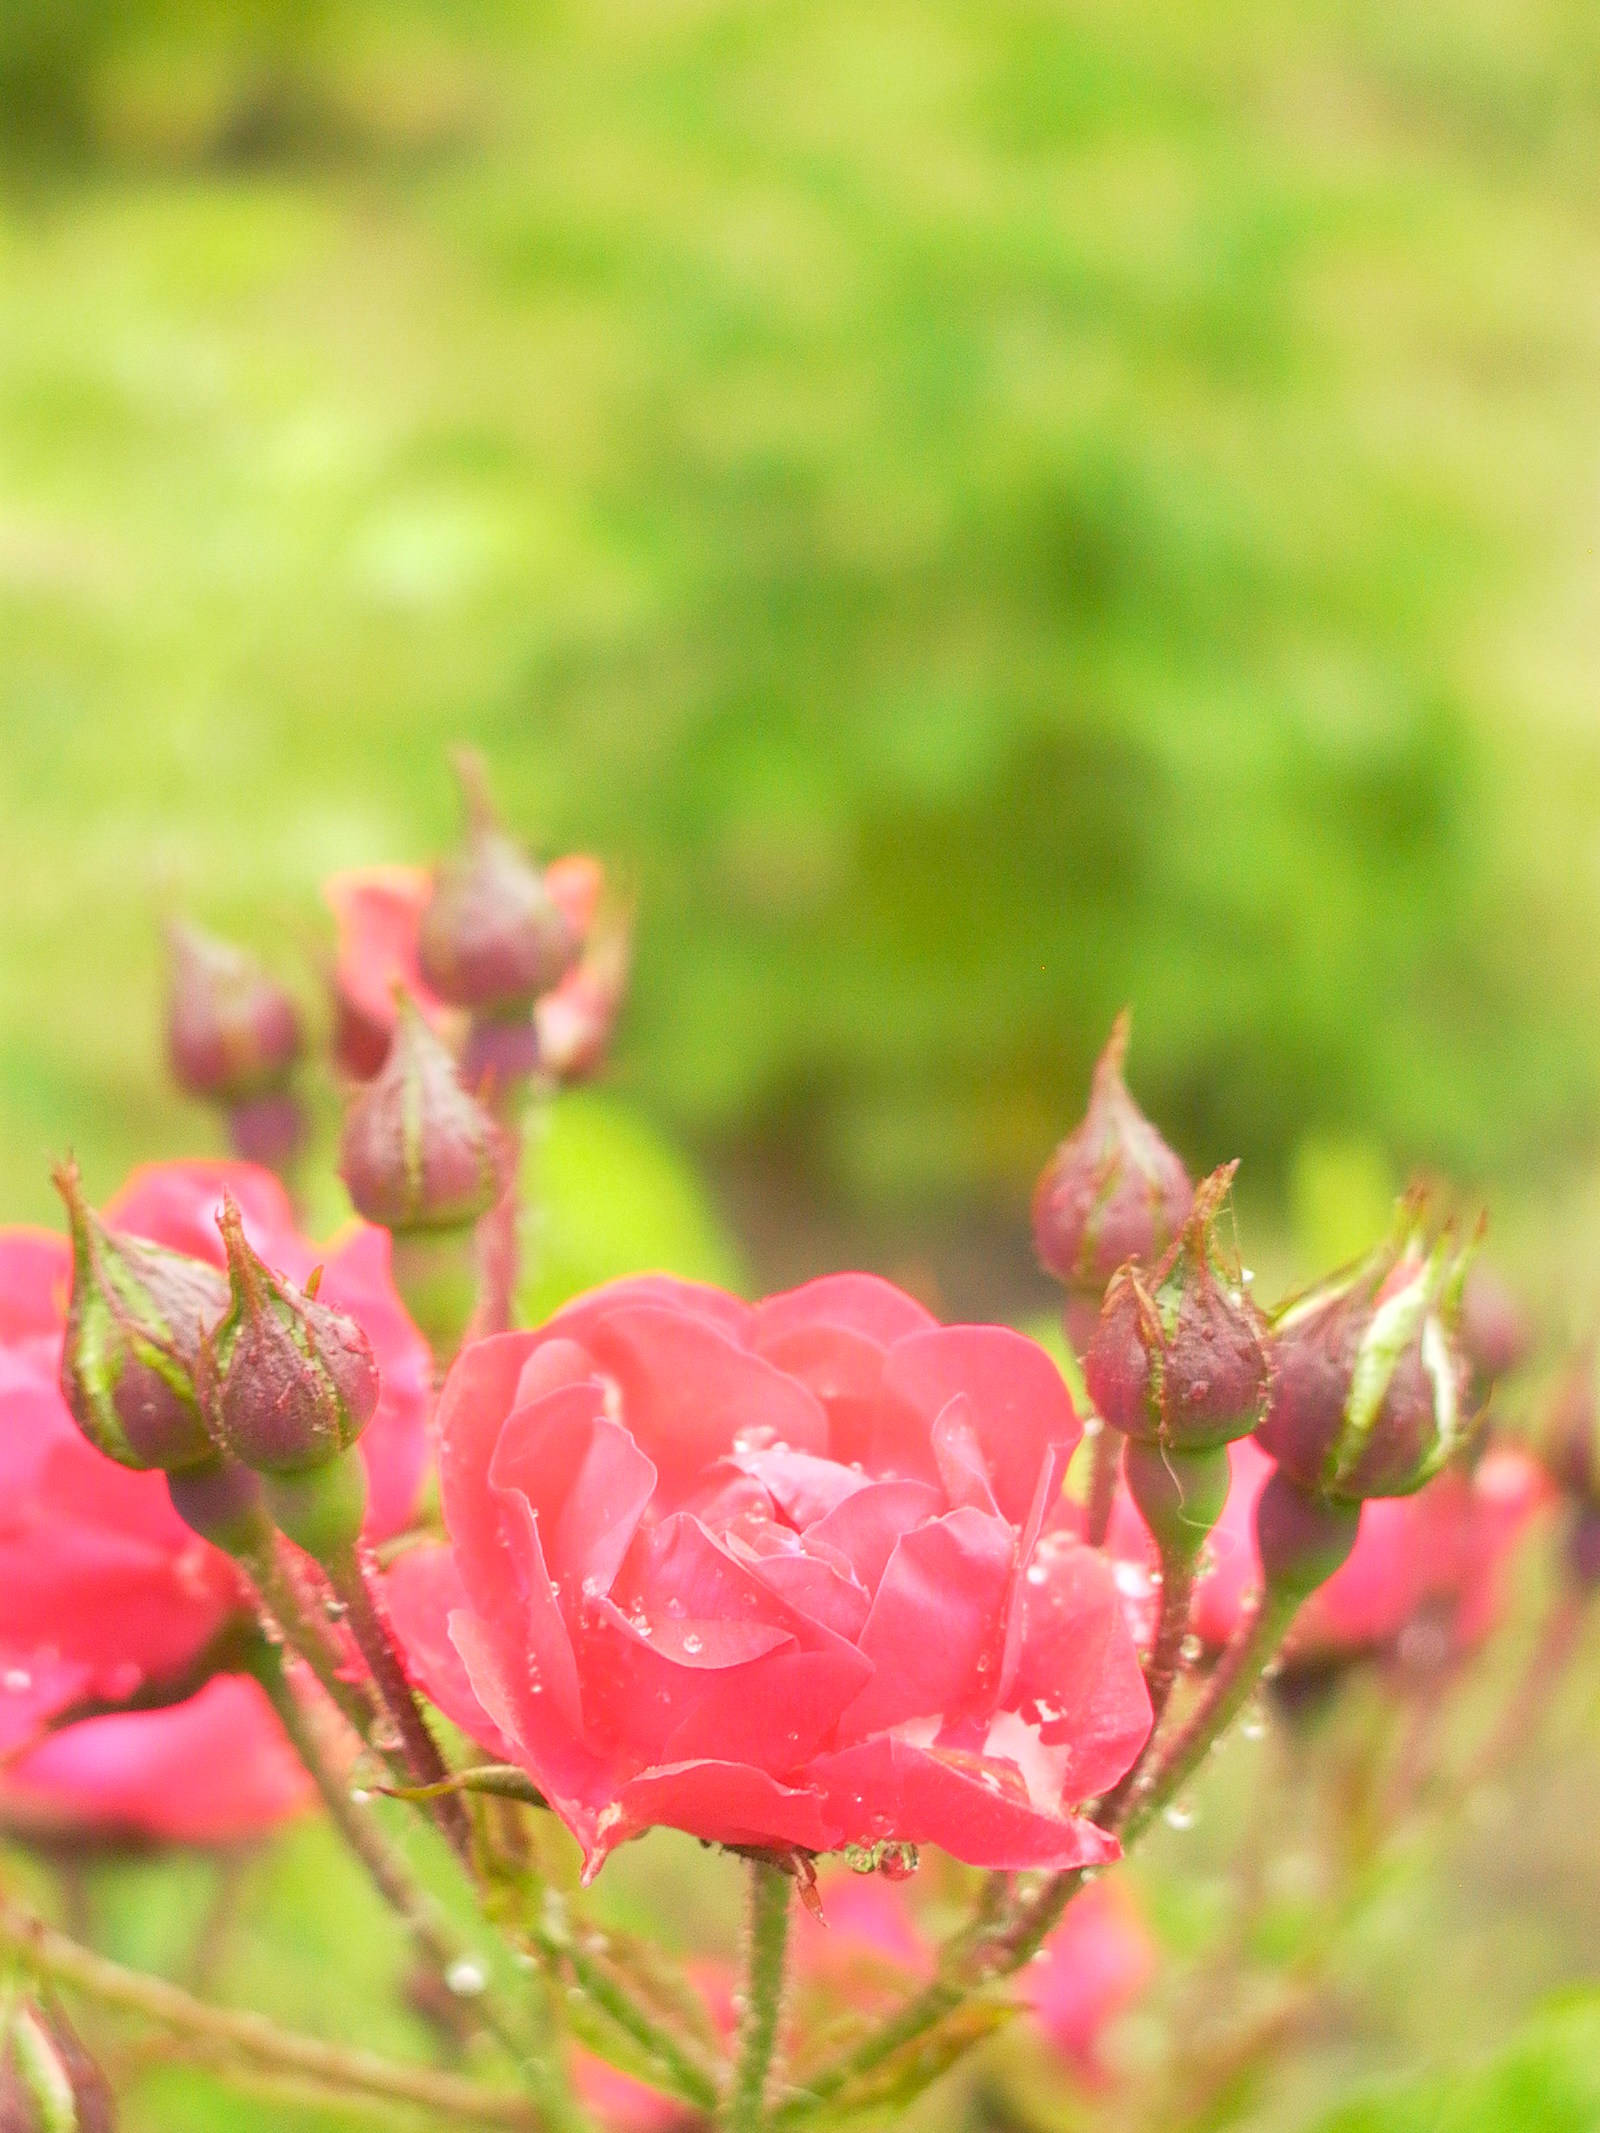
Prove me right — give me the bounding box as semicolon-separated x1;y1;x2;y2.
1542;1351;1597;1505
54;1157;225;1474
1085;1164;1269;1455
339;993;510;1235
166;919;301;1104
417;751;578;1014
1032;1013;1192;1296
198;1196;378;1477
1256;1206;1476;1503
1459;1262;1531;1388
1;1997;115;2133
1255;1469;1362;1601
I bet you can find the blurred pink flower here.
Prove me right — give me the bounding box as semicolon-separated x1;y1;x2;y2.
0;1160;431;1840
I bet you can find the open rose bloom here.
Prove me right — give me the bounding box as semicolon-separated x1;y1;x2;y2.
388;1273;1152;1875
0;1160;430;1841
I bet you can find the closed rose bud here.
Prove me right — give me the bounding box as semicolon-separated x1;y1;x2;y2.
1459;1262;1531;1388
198;1196;378;1477
54;1157;225;1474
340;993;509;1235
1032;1012;1192;1297
1086;1164;1269;1454
1;1998;115;2133
166;919;301;1104
1257;1207;1475;1503
1542;1352;1597;1505
417;751;577;1014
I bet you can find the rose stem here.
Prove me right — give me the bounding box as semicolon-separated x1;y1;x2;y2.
322;1541;474;1865
1082;1423;1120;1548
0;1894;552;2130
1113;1585;1299;1848
725;1862;792;2131
534;1902;724;2115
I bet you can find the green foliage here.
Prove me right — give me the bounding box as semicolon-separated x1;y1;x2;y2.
1309;1992;1600;2133
1;3;1600;1240
521;1088;745;1320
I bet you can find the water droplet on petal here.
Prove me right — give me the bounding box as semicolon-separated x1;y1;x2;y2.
682;1632;704;1656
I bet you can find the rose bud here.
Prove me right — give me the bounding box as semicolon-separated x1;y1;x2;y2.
1086;1164;1268;1457
166;918;302;1104
1256;1206;1475;1504
340;993;509;1235
417;750;578;1014
54;1157;226;1474
1032;1011;1193;1306
1459;1261;1531;1393
1539;1353;1600;1591
198;1197;378;1558
1;1997;115;2133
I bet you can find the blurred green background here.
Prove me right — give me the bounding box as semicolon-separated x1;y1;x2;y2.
4;2;1600;2128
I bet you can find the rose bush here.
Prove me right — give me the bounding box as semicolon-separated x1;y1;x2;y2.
387;1272;1152;1876
0;1160;430;1838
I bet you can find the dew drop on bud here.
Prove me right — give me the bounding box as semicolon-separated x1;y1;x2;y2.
446;1956;489;1997
1241;1705;1267;1742
1163;1799;1196;1831
349;1787;372;1805
1180;1633;1204;1662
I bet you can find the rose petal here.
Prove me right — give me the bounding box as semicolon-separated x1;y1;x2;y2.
806;1736;1119;1870
803;1481;946;1597
883;1327;1082;1526
489;1383;657;1602
1010;1536;1153;1801
839;1508;1016;1741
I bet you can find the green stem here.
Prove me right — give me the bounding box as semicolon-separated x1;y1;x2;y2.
0;1894;548;2130
1082;1425;1120;1549
725;1864;791;2131
326;1543;474;1866
1115;1585;1298;1848
247;1640;461;1984
565;1939;723;2114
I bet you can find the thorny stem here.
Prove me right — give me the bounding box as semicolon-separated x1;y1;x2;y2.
552;1926;724;2115
1115;1584;1298;1850
247;1640;462;1984
324;1543;474;1866
0;1894;556;2130
238;1532;392;1761
726;1863;791;2131
1468;1587;1588;1789
1094;1549;1199;1827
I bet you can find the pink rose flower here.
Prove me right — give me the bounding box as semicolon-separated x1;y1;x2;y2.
5;1676;314;1845
1018;1877;1155;2076
387;1274;1152;1878
0;1161;430;1839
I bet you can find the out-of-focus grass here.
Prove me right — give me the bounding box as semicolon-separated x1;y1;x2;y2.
3;1;1600;1241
